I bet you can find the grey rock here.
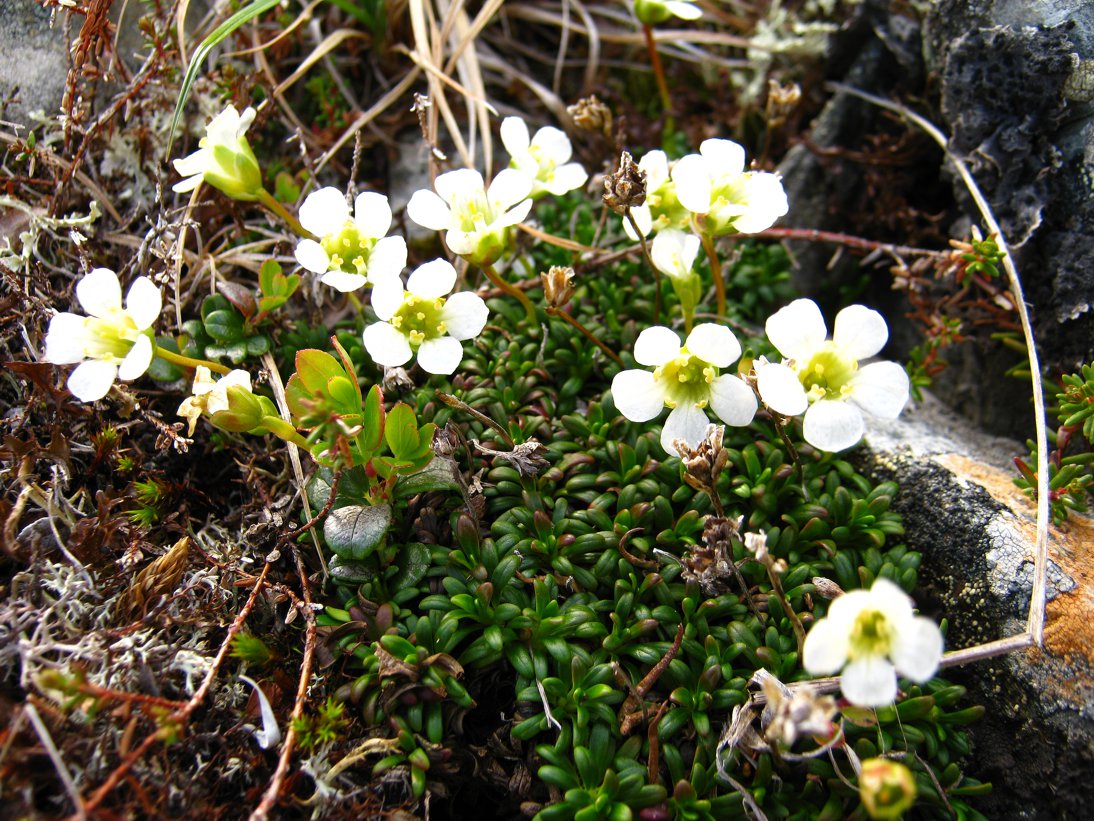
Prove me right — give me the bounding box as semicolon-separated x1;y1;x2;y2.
856;392;1094;818
0;0;69;129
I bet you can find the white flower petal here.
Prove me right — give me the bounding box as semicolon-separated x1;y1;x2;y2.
443;230;476;257
634;325;681;366
672;154;713;214
366;235;408;282
868;578;915;625
406;189;453;231
833;304;889;360
440;292;488;340
68;359;118;402
496;197;533;228
765;298;827;360
407;258;457;298
544;163;588;196
756;361;808;416
802;617;851;675
639;150;670;189
611;369;666;423
369;276;405;321
802;400;865;452
661;403;711;455
623;205;653;241
651;229;699;278
733;172;788;233
825;588;873;631
172;148;211;178
891;617;944;683
699;138;746;176
294;239;331;274
416;336;465;375
535;126;574;161
125;277;163;330
45;314;90;364
206;105;242;144
320;271;367;292
841;656;898;707
236;107;257;136
353;191;393;238
363;321;413;366
685;323;741;367
665;1;703;21
709;374;757;426
299;187;350;237
488;168;534;210
172;174;203;193
117;334;153;380
850;362;910;419
435;168;485;203
77;268;123;318
500;116;531;156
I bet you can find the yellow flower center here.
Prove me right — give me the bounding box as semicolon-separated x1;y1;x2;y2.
848;608;893;660
321;220;374;275
653;348;717;408
84;313;141;361
798;342;857;402
390;295;447;348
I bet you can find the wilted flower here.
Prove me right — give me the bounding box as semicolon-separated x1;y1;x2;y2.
803;578;943;708
407;168;532;265
541;265;577;309
45;268;162;402
177;366;262;434
759;674;838;748
672;138;788;235
172;105;263;201
500;117;587;198
756;299;911;452
603;151;647;215
611;323;757;454
293;187;407;292
633;0;702;25
622;150;689;240
363;259;488;375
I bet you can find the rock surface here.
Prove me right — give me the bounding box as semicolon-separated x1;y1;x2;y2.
778;1;1094;439
0;0;69;129
858;391;1094;819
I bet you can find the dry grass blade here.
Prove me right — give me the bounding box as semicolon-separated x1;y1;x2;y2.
115;536;191;619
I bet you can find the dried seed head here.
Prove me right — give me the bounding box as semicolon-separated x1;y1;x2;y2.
474;438;550;478
567;95;613;138
603;151;647;214
541;265;577;310
675;424;728;492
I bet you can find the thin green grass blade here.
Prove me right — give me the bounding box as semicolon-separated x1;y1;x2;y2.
168;0;280;154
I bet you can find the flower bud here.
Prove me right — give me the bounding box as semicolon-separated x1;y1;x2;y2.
172;106;264;201
859;758;917;820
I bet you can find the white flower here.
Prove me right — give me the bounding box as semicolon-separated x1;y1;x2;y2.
803;578;943;708
172;105;263;201
44;268;162;402
650;228;700;280
407;168;533;265
672;138;788;236
293;187;407;292
756;298;910;452
611;323;758;454
177;366;253;435
500;117;588;198
634;0;703;25
363;259;488;375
